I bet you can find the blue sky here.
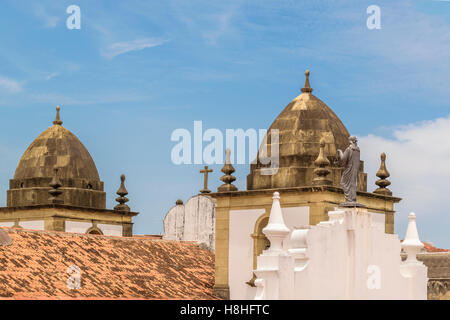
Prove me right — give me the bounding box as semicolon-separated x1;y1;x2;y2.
1;0;450;247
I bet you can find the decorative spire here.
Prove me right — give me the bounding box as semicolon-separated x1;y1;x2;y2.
312;138;332;186
48;166;64;204
114;174;130;212
218;148;238;192
200;166;213;194
176;199;184;205
402;212;424;263
53;105;63;125
373;152;392;195
262;192;290;252
301;69;313;93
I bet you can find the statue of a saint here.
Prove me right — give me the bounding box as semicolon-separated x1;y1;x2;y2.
337;136;364;207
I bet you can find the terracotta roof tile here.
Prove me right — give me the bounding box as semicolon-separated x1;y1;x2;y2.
422;242;450;253
0;228;217;300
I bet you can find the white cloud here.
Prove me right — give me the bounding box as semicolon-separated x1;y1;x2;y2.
32;4;59;28
359;116;450;247
0;76;22;94
44;72;60;80
101;38;168;59
202;10;234;45
29;92;147;105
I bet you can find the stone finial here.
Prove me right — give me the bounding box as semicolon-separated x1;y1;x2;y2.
218;148;238;192
114;174;130;212
262;192;290;252
312;138;332;186
200;166;213;194
49;166;64;204
374;152;392;195
176;199;183;205
53;105;63;126
402;212;424;263
301;69;313;93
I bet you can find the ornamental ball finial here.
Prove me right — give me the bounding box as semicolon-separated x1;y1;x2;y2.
53;105;63;125
301;69;313;93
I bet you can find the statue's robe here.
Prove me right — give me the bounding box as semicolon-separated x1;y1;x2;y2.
340;145;360;203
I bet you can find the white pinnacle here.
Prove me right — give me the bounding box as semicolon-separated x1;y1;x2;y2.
402;212;424;262
263;192;290;252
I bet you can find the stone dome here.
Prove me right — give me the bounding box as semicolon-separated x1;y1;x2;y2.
247;70;367;191
7;107;106;208
14;122;100;181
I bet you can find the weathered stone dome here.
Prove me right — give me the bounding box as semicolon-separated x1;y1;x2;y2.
247;70;367;191
14;123;100;181
7;107;106;208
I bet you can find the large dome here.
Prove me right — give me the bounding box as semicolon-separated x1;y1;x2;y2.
247;70;367;191
7;106;106;208
14;123;100;181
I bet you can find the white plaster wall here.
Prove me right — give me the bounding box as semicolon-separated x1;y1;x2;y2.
65;221;92;233
163;205;184;240
0;222;14;228
229;206;309;300
19;220;44;230
229;208;265;300
163;195;215;250
254;209;427;300
97;224;122;236
370;212;386;231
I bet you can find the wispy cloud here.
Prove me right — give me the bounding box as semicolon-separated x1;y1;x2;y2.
44;72;60;81
0;76;22;94
31;3;60;28
101;38;168;59
202;10;234;45
29;92;148;106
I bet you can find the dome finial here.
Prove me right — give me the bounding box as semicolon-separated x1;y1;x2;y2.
53;105;63;125
301;69;313;93
312;138;332;186
373;152;392;195
114;174;130;212
217;148;238;192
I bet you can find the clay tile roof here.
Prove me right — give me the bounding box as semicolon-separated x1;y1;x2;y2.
0;228;217;300
422;242;450;253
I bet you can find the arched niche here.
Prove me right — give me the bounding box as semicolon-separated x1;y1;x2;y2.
246;213;271;287
86;226;103;235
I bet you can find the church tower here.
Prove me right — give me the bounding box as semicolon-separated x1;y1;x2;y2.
0;106;138;236
210;71;401;299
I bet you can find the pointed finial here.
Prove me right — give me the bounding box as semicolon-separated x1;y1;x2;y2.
402;212;424;262
312;138;332;186
218;148;238;192
48;166;64;204
114;174;130;212
373;152;392;195
53;105;63;125
262;192;290;252
301;69;313;93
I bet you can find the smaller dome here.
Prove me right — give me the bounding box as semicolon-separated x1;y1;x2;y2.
8;106;106;209
14;107;100;181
